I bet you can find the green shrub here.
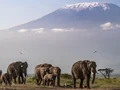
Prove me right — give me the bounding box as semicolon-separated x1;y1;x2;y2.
61;73;72;79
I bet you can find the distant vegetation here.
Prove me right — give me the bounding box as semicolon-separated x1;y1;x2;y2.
61;73;72;79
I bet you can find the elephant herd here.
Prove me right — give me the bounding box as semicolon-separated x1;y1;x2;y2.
34;63;61;87
0;60;97;89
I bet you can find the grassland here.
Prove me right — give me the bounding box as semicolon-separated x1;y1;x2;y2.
1;75;120;90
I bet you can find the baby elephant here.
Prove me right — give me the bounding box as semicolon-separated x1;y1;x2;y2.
43;74;56;86
0;73;12;86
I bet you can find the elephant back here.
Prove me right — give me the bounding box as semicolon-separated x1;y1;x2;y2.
34;64;43;71
42;63;52;68
35;63;52;70
44;74;56;80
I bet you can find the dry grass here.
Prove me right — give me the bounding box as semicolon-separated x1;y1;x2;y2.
0;77;120;90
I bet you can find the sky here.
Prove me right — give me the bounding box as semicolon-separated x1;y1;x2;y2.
0;0;120;75
0;0;120;29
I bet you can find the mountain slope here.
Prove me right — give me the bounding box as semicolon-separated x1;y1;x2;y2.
8;2;120;30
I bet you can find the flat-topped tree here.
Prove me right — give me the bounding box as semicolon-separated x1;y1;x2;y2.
98;68;114;78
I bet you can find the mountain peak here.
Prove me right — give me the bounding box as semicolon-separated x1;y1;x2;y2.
8;2;120;31
60;2;119;11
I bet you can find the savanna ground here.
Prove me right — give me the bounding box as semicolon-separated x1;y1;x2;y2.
1;74;120;90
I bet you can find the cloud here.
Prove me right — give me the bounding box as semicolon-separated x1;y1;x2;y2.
100;22;120;30
31;28;44;33
17;29;28;33
100;22;113;30
51;28;65;32
116;24;120;28
51;28;86;32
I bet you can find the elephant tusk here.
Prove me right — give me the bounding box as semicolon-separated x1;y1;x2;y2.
23;73;26;78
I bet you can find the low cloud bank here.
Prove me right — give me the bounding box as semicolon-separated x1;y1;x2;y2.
18;29;28;33
100;22;120;30
51;28;86;32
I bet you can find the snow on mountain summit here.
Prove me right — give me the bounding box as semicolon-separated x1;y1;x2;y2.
60;2;119;11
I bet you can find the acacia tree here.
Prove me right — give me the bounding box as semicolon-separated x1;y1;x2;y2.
98;68;114;78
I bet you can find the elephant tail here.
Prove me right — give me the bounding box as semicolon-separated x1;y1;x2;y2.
0;70;2;77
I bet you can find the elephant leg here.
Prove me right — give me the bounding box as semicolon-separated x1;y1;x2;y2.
57;76;60;87
18;75;21;84
23;78;26;84
5;81;7;86
49;81;51;86
79;79;84;88
47;80;49;86
36;79;40;85
86;74;90;89
43;80;45;86
53;80;55;87
3;78;7;86
0;81;2;85
8;79;11;86
21;74;24;84
44;80;47;86
13;77;17;84
73;77;76;88
39;79;42;85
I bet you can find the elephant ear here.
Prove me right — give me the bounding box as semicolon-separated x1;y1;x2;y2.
13;62;21;70
23;61;28;68
20;62;28;69
90;61;97;67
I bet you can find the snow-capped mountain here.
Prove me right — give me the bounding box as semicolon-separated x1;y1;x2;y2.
60;2;111;11
8;2;120;30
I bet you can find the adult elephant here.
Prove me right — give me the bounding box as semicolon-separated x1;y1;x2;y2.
7;61;28;84
71;60;97;89
49;66;61;87
71;60;88;88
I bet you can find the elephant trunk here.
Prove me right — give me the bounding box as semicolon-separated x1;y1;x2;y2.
23;70;27;77
92;73;96;84
22;73;26;84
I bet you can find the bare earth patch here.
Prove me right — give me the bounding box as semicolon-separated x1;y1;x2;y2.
0;85;120;90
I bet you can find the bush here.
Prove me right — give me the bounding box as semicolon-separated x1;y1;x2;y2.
61;73;72;79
